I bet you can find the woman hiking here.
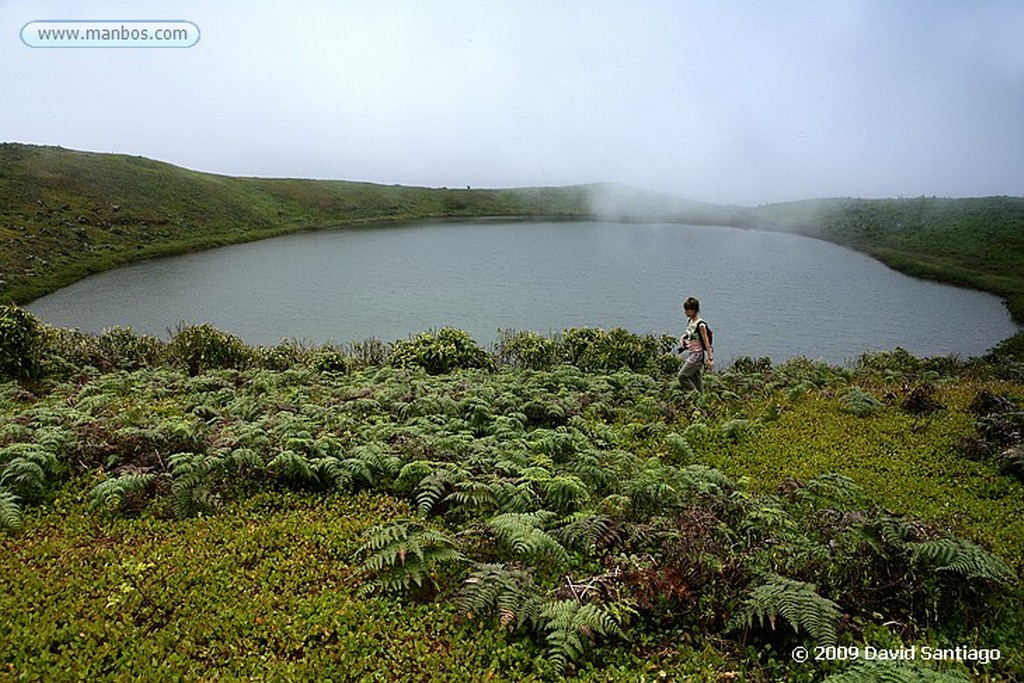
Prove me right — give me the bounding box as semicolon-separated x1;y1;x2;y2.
677;296;714;392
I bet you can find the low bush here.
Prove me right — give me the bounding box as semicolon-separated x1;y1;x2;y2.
166;323;252;375
389;328;493;374
0;305;40;379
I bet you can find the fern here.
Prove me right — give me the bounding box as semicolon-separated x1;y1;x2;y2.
488;511;569;564
540;600;623;670
267;449;317;487
414;465;468;516
539;475;588;514
913;537;1015;583
355;520;466;597
0;487;21;532
444;479;499;516
732;574;841;645
0;444;61;503
458;562;545;632
394;460;435;494
798;472;865;510
823;660;972;682
665;432;694;463
553;513;621;553
168;451;221;518
90;472;158;512
840;387;883;417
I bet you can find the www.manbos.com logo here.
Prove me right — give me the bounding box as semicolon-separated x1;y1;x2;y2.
21;20;200;48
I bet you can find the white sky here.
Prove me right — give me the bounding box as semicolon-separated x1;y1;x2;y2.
3;0;1023;205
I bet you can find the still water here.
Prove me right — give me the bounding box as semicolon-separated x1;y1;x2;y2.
26;220;1020;365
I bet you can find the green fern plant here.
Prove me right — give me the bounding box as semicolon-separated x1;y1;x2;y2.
822;660;972;682
458;562;545;632
168;451;222;518
354;520;466;597
90;472;159;513
913;537;1015;583
0;444;61;503
553;513;621;553
540;599;623;671
665;432;694;463
487;511;570;565
732;573;841;645
840;387;883;417
0;487;21;532
268;449;317;488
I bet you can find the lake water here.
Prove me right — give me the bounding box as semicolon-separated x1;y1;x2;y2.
26;220;1020;365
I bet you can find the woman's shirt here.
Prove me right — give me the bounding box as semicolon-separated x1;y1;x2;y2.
682;317;706;364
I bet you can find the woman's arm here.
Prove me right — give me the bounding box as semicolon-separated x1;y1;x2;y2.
699;323;714;368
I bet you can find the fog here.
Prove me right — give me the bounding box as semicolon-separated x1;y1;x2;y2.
3;0;1022;205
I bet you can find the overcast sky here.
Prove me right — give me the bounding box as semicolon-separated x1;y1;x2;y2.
3;0;1022;205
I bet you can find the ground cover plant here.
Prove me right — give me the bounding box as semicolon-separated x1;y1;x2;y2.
2;308;1022;681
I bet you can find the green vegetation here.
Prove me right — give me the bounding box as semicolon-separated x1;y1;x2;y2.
2;309;1022;680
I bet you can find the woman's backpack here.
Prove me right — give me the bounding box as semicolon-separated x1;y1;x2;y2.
697;320;714;352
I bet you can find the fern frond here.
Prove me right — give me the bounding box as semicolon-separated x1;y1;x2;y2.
0;457;47;503
168;451;222;518
553;513;621;553
799;472;865;510
679;464;734;495
90;472;158;512
0;443;62;503
395;460;435;493
540;600;623;670
913;537;1014;583
732;574;841;645
823;660;972;682
268;449;317;486
414;466;468;516
444;480;499;516
840;387;883;417
354;520;466;597
539;475;588;514
665;432;694;463
0;487;22;532
488;511;569;564
458;562;544;632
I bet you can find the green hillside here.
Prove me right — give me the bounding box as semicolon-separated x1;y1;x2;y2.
0;143;594;304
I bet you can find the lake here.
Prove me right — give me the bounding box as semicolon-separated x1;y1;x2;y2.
25;220;1020;365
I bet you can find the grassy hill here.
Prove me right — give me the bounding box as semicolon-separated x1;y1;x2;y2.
0;143;597;304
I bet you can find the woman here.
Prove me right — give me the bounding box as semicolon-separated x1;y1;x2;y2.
678;296;714;392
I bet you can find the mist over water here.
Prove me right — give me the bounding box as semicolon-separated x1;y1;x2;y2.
26;221;1019;365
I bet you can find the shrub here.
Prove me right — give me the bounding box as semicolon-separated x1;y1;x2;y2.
166;323;252;375
388;328;492;375
0;305;40;379
495;329;557;370
557;327;662;373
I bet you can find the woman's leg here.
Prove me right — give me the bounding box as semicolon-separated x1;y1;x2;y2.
678;360;702;392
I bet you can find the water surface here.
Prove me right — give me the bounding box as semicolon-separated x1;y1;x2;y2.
26;220;1019;364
